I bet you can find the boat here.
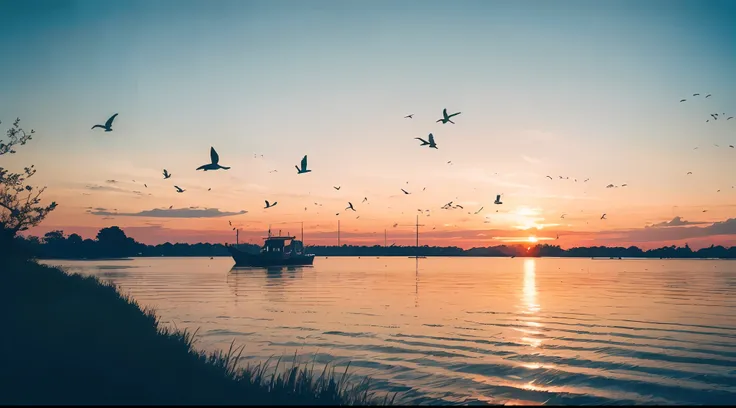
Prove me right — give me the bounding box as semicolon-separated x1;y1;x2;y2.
227;235;315;267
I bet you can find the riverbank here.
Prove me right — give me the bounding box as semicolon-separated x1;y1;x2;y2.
0;257;392;405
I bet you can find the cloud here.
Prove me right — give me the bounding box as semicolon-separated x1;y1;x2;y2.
647;216;708;228
105;179;118;184
610;218;736;243
521;155;541;164
89;207;249;218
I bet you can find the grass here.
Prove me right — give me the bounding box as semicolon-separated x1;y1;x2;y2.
0;256;395;405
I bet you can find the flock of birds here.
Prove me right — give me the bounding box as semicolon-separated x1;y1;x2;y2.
88;94;733;241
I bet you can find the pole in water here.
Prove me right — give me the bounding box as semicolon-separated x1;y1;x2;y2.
338;220;341;247
236;229;239;246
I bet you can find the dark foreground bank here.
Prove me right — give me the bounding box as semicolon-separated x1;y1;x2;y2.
0;257;393;405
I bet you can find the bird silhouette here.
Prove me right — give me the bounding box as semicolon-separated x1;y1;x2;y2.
162;169;171;179
208;188;211;191
680;99;687;103
600;213;607;220
91;113;118;132
705;94;712;98
546;175;553;180
415;133;438;149
687;172;692;175
174;186;185;193
494;195;503;205
295;155;311;174
404;114;414;119
333;186;341;190
436;108;461;124
561;214;567;219
474;207;484;214
401;189;411;195
169;205;173;209
346;202;356;211
728;117;733;120
362;197;368;203
264;200;277;209
693;93;700;96
196;147;230;171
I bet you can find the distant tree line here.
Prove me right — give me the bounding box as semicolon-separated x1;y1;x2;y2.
15;226;736;259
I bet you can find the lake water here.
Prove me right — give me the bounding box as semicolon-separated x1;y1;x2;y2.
43;257;736;405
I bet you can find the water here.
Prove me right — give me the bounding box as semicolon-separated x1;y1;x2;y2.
43;257;736;405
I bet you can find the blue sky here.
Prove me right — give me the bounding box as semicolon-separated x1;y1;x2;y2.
1;0;735;247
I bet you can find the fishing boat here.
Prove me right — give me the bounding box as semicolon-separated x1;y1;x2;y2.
227;226;315;267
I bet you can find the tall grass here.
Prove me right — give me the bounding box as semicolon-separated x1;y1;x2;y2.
0;257;395;405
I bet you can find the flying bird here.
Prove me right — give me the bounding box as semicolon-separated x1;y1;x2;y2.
295;155;311;174
415;133;438;149
196;147;230;171
705;94;711;98
264;200;277;209
680;99;687;103
494;195;503;205
693;93;700;96
91;113;118;132
346;202;356;211
546;176;553;180
208;188;211;191
687;172;692;175
600;214;607;220
436;108;461;124
162;169;171;179
401;189;411;195
334;186;341;191
404;114;414;119
728;117;733;120
362;197;368;203
169;205;173;209
606;184;615;188
174;186;185;193
144;184;147;188
561;214;567;219
474;207;484;214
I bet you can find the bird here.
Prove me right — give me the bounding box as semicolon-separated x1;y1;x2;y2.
561;214;567;219
687;172;692;175
494;195;503;205
334;186;341;190
693;93;700;96
362;197;368;203
404;114;414;119
600;214;607;220
401;189;411;195
729;145;734;148
728;117;733;120
169;205;173;209
196;147;230;171
621;184;627;187
174;186;185;193
208;188;211;191
229;221;232;226
606;184;615;188
346;202;356;211
584;178;590;182
680;99;687;103
264;200;277;209
91;113;118;132
474;207;484;214
447;161;453;165
415;133;438;149
295;155;311;174
546;176;553;180
436;108;461;124
393;223;398;228
144;184;147;188
706;94;712;98
162;169;171;179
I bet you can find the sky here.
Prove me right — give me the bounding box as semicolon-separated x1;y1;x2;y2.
1;0;736;249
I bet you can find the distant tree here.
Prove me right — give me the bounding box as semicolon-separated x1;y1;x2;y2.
96;226;136;257
0;118;57;250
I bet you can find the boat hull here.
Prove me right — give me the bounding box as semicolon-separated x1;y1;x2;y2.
228;245;315;267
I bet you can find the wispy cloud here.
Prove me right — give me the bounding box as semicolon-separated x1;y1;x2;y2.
88;207;249;218
647;216;708;228
521;155;541;164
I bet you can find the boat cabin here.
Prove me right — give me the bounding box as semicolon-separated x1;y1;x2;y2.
261;236;305;256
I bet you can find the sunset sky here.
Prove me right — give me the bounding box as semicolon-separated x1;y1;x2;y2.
2;0;736;249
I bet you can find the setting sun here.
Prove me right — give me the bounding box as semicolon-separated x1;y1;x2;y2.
528;236;539;243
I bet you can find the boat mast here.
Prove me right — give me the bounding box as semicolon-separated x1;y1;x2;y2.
416;215;419;257
301;222;304;243
236;229;239;246
338;220;341;247
384;229;387;247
